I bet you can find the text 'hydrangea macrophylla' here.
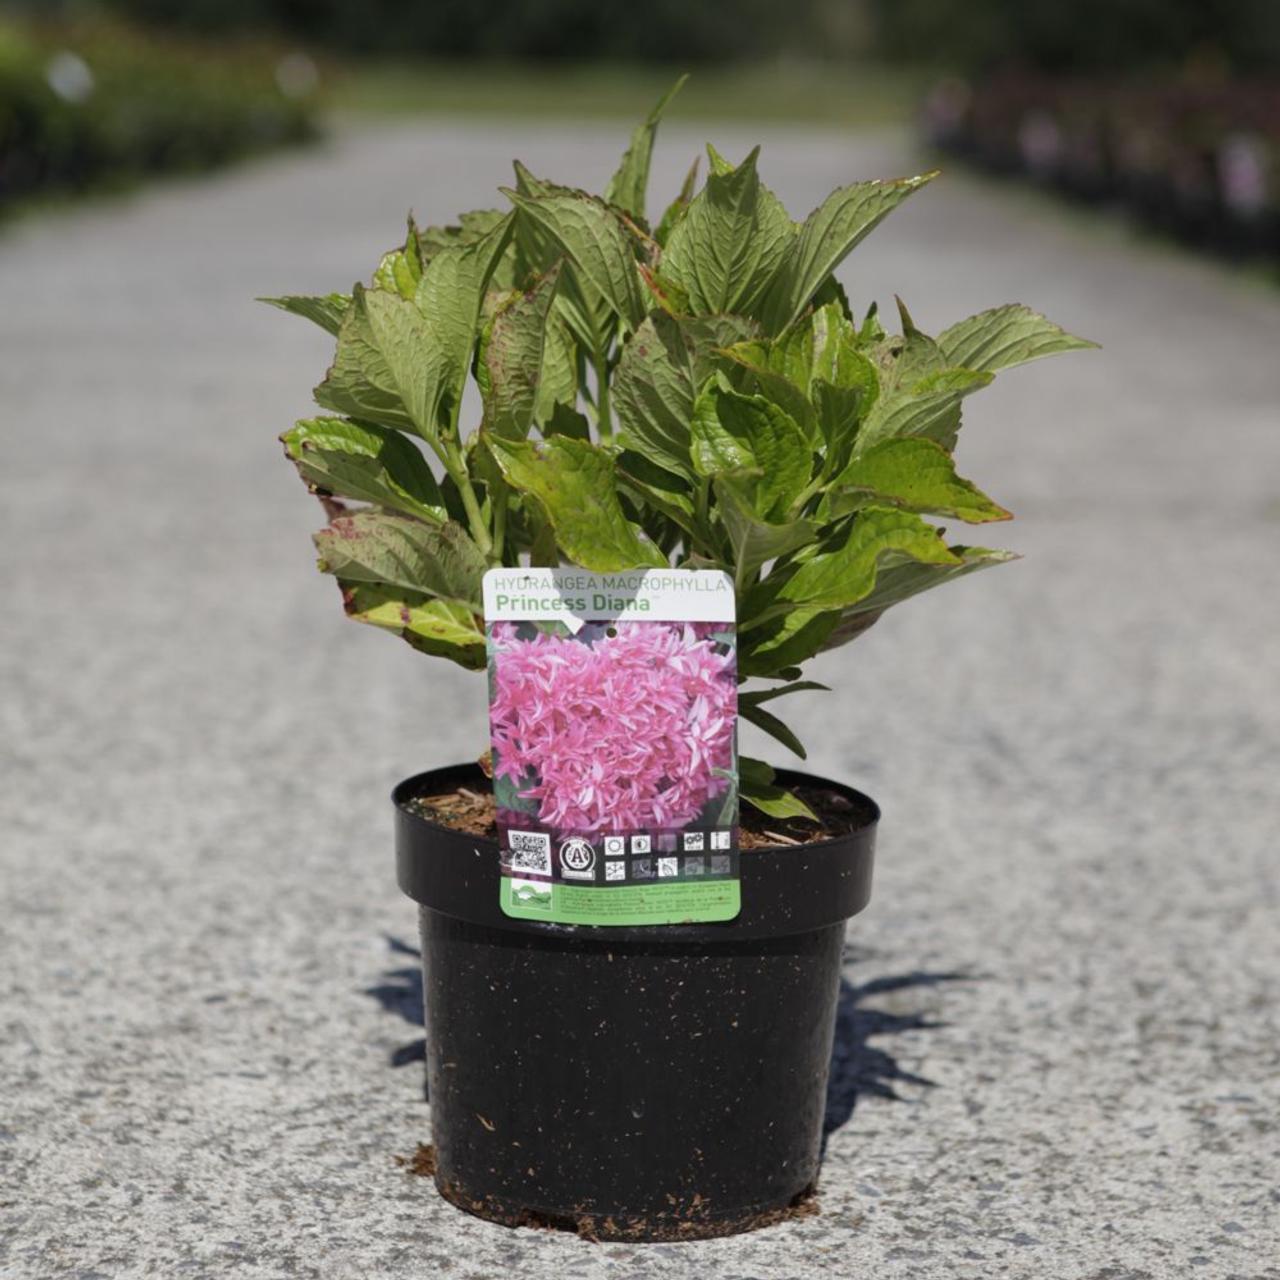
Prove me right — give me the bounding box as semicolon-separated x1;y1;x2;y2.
489;622;736;834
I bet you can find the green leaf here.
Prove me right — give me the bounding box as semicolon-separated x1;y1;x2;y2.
713;474;817;584
372;216;424;299
505;190;645;336
738;608;843;677
417;208;509;256
830;544;1018;627
661;146;795;316
758;171;938;334
260;293;351;336
315;216;513;442
826;438;1011;523
740;701;807;759
654;156;699;247
485;435;666;572
613;312;756;479
314;511;487;609
618;452;699;534
541;402;592;440
739;680;829;708
478;263;563;440
314;285;418;432
939;304;1097;373
853;367;993;455
604;75;687;221
282;417;445;522
739;757;819;821
413;214;516;433
338;581;485;669
775;507;959;614
690;380;811;521
493;769;541;816
535;310;578;424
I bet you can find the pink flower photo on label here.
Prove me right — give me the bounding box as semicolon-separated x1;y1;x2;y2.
488;621;736;835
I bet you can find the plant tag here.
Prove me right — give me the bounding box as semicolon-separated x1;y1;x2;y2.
483;568;740;925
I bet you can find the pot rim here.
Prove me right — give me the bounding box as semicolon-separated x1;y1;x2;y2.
394;763;878;942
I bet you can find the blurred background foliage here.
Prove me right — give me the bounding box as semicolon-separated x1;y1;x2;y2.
1;0;1278;265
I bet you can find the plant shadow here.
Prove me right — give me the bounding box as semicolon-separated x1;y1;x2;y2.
365;937;969;1118
823;958;969;1145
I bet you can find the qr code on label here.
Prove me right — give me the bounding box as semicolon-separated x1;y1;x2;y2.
507;830;551;874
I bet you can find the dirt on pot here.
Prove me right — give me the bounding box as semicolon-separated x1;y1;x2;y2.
399;1144;821;1241
406;781;865;849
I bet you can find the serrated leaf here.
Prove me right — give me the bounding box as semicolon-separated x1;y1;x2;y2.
339;581;485;669
772;507;959;615
713;474;817;585
413;215;516;433
535;310;578;423
826;438;1011;523
316;217;513;442
832;544;1018;626
939;304;1097;373
478;263;562;440
505;191;645;336
604;75;686;221
613;312;756;479
738;607;843;677
314;511;487;609
260;293;351;336
759;172;938;334
654;156;699;247
485;435;666;572
618;452;698;535
690;380;811;521
282;417;445;522
314;285;418;432
372;216;424;299
853;367;993;455
662;146;795;316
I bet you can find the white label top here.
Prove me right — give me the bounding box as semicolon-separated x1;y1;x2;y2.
483;567;734;632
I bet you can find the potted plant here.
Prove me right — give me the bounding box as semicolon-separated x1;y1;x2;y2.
267;85;1093;1240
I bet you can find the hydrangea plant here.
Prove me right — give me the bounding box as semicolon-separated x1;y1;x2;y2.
266;82;1093;819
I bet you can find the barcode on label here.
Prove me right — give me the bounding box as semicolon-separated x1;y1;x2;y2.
508;830;551;874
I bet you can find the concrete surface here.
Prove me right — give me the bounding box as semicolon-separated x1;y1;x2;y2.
1;120;1278;1279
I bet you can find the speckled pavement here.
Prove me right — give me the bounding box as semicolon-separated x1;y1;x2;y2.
2;119;1277;1279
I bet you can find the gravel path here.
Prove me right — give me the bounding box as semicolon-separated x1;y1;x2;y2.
2;120;1277;1279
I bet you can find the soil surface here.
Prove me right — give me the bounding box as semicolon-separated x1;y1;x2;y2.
406;779;864;849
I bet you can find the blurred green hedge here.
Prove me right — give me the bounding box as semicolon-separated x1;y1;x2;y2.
90;0;839;62
0;17;319;211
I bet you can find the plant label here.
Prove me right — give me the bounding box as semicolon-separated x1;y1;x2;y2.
484;567;740;925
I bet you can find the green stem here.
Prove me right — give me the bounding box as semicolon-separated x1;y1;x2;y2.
594;349;612;446
443;442;493;559
492;485;508;564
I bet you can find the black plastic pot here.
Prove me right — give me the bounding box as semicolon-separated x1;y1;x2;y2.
394;763;878;1241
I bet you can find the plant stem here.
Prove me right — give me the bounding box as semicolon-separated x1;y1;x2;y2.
442;442;493;559
594;349;611;445
492;484;508;563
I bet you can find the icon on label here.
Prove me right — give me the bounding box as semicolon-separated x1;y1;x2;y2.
683;832;705;852
657;857;679;878
511;879;553;910
683;856;705;875
709;855;731;876
605;859;626;881
631;834;651;854
603;836;625;856
559;838;596;880
710;829;732;850
632;857;654;879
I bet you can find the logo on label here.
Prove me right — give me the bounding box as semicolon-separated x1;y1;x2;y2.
603;836;625;856
559;838;596;880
